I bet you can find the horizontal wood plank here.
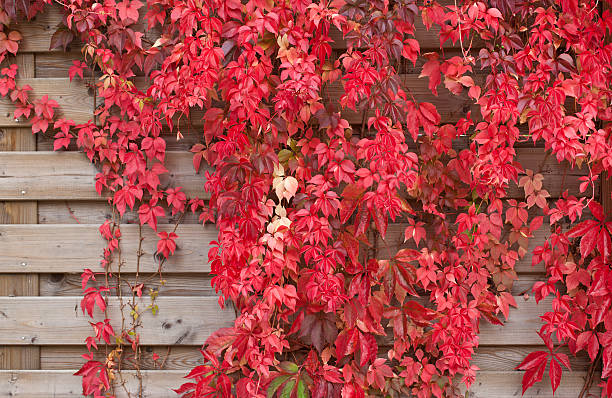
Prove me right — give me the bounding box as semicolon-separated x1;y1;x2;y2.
0;222;555;275
462;371;599;398
12;6;161;54
38;200;202;224
0;295;555;346
374;296;556;346
0;370;184;397
40;273;216;296
380;222;552;274
0;79;93;126
39;273;542;297
0;148;588;201
40;344;590;372
0;370;598;397
0;151;209;200
15;5;474;53
0;224;215;273
2;75;476;127
0;297;234;345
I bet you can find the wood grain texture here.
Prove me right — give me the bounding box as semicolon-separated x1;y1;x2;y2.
38;200;202;224
0;78;93;126
0;58;40;370
0;370;184;397
0;296;234;345
375;295;553;346
379;222;552;274
0;128;36;151
478;295;554;345
35;52;91;78
0;149;586;201
15;4;471;53
40;344;590;371
41;346;204;370
0;224;215;273
38;273;541;297
462;371;599;397
4;75;479;127
0;295;552;346
0;370;598;397
40;273;216;296
0;151;209;200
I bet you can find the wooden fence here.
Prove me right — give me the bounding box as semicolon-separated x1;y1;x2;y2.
0;5;605;397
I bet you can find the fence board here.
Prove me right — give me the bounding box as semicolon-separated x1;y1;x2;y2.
376;295;553;346
40;273;216;296
0;79;93;126
380;222;552;274
38;200;202;224
0;151;209;200
39;344;590;371
1;75;477;127
0;370;184;397
0;149;588;201
0;120;40;369
0;295;551;346
0;370;597;397
39;273;542;297
462;371;599;397
0;296;234;345
15;5;472;53
0;222;554;274
0;224;215;273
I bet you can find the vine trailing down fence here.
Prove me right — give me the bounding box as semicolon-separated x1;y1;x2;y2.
0;0;611;396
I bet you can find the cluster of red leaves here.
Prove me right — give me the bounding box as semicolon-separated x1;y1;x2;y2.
1;0;612;396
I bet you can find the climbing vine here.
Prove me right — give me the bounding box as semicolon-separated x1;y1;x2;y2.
0;0;611;397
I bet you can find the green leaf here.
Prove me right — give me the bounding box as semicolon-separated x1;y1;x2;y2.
279;361;299;374
296;379;308;398
280;379;296;398
278;149;293;163
267;375;291;398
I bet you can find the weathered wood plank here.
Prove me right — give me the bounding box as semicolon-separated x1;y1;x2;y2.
38;200;201;224
0;370;184;397
0;127;36;151
0;295;556;346
0;149;587;201
462;371;599;398
0;79;93;127
34;52;84;78
11;6;161;53
326;74;480;124
0;370;598;397
2;75;476;127
37;126;201;152
15;4;471;53
380;222;553;274
38;271;541;298
40;273;216;296
0;202;37;224
0;297;234;345
0;221;556;275
0;224;215;273
374;296;554;346
0;151;209;200
40;344;590;371
41;346;204;370
0;92;40;369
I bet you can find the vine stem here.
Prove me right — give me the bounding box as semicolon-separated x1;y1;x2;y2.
578;347;601;398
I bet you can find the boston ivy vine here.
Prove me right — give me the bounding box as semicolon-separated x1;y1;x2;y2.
0;0;611;396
